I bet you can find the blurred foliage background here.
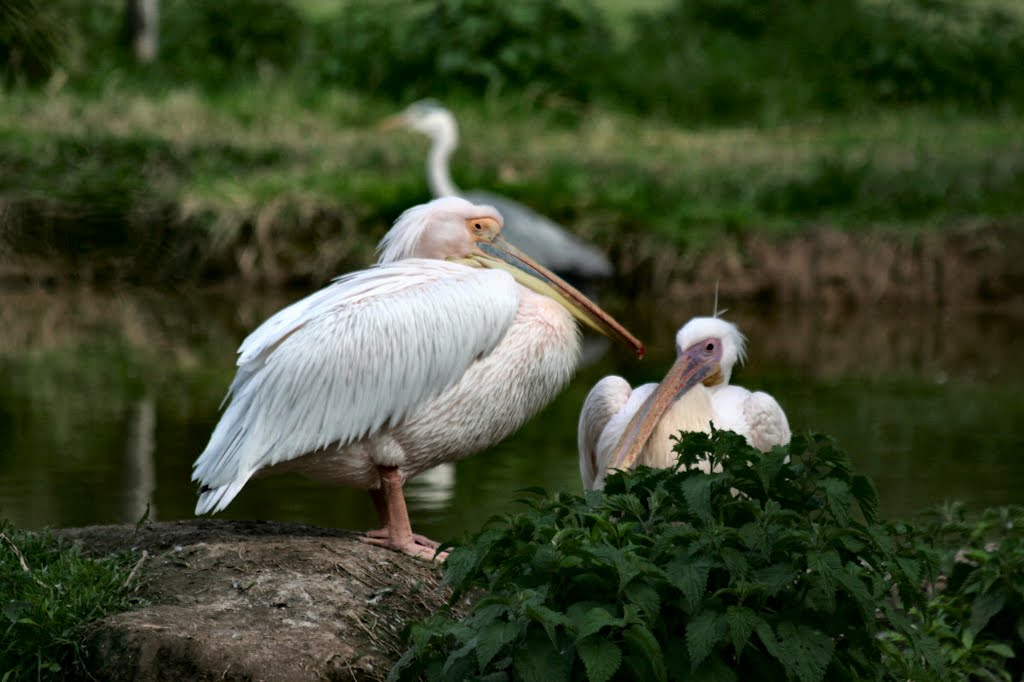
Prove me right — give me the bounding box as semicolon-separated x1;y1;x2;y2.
5;0;1024;121
1;0;1023;287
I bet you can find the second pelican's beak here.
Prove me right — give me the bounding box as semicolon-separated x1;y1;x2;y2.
459;236;644;358
597;337;723;487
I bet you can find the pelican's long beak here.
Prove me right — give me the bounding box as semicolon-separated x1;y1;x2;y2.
598;338;723;486
459;236;644;358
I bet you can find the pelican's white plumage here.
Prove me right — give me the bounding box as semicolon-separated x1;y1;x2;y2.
676;317;791;451
193;260;519;512
193;196;642;558
578;332;724;491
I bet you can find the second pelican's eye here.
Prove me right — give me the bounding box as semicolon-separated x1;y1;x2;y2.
474;223;483;231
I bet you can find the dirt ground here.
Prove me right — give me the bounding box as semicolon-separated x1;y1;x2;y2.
57;520;450;681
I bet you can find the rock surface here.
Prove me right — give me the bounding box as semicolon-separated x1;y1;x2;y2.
58;520;448;681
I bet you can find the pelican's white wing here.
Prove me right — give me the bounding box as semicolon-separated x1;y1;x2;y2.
710;385;791;452
577;376;632;490
744;391;791;452
193;259;520;512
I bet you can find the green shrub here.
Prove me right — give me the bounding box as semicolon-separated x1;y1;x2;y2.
1;521;137;680
390;430;943;681
0;0;67;86
315;0;612;103
618;0;1024;123
880;503;1024;681
159;0;310;84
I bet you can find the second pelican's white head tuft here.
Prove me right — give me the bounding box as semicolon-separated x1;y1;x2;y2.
676;317;747;385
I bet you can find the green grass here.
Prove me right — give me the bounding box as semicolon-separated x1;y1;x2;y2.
0;521;138;680
1;0;1022;283
1;84;1022;259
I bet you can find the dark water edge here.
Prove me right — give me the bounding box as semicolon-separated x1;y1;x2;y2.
0;286;1021;542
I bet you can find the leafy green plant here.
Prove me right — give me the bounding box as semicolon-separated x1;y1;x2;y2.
0;521;138;680
880;503;1024;681
390;430;942;681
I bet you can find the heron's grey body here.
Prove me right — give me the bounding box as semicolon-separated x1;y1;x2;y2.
388;100;613;279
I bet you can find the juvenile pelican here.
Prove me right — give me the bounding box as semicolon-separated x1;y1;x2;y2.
579;332;724;491
380;100;613;279
676;317;791;452
192;197;643;559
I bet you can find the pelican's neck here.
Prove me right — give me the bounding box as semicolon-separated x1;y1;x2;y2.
426;117;460;197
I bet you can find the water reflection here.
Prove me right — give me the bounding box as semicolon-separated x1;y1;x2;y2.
0;287;1021;541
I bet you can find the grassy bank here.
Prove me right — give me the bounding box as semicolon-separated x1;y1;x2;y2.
2;86;1022;264
1;0;1023;287
0;521;139;679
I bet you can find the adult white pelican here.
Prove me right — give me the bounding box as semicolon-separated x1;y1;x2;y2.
379;100;613;279
192;197;643;559
676;317;791;452
579;332;724;491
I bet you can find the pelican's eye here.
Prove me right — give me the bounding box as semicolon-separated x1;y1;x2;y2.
466;216;500;241
705;341;716;353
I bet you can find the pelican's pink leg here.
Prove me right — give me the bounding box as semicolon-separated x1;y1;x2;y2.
361;466;447;561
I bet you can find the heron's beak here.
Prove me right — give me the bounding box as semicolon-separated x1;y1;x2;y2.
457;236;644;358
597;339;723;487
376;113;408;132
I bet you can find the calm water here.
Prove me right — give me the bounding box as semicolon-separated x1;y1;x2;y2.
0;286;1022;542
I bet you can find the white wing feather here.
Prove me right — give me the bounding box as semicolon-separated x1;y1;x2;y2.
577;376;632;490
743;391;791;452
709;385;790;452
193;259;520;510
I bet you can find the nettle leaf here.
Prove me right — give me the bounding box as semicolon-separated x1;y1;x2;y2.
514;628;571;682
666;556;713;611
755;619;781;659
720;547;750;581
623;581;661;622
571;605;624;640
443;547;481;589
983;642;1016;659
850;475;878;523
690;657;739;682
525;602;570;646
474;619;521;671
687;609;727;669
605;493;647;520
754;447;789;490
576;634;622;682
755;563;797;598
738;522;768;555
776;622;834;682
820;479;852;526
833;570;875;621
969;591;1007;637
893;555;921;587
681;474;716;522
591;545;646;592
622;623;667;682
807;550;842;597
725;606;761;657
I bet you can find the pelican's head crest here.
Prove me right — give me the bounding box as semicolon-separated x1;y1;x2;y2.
376;197;502;264
675;317;746;384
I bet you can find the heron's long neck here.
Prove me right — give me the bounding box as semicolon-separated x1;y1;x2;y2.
427;123;459;197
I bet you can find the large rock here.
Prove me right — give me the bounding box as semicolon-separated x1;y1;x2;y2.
59;520;449;681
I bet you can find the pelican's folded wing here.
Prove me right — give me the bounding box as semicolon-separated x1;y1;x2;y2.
192;259;520;507
744;391;791;452
577;376;632;490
